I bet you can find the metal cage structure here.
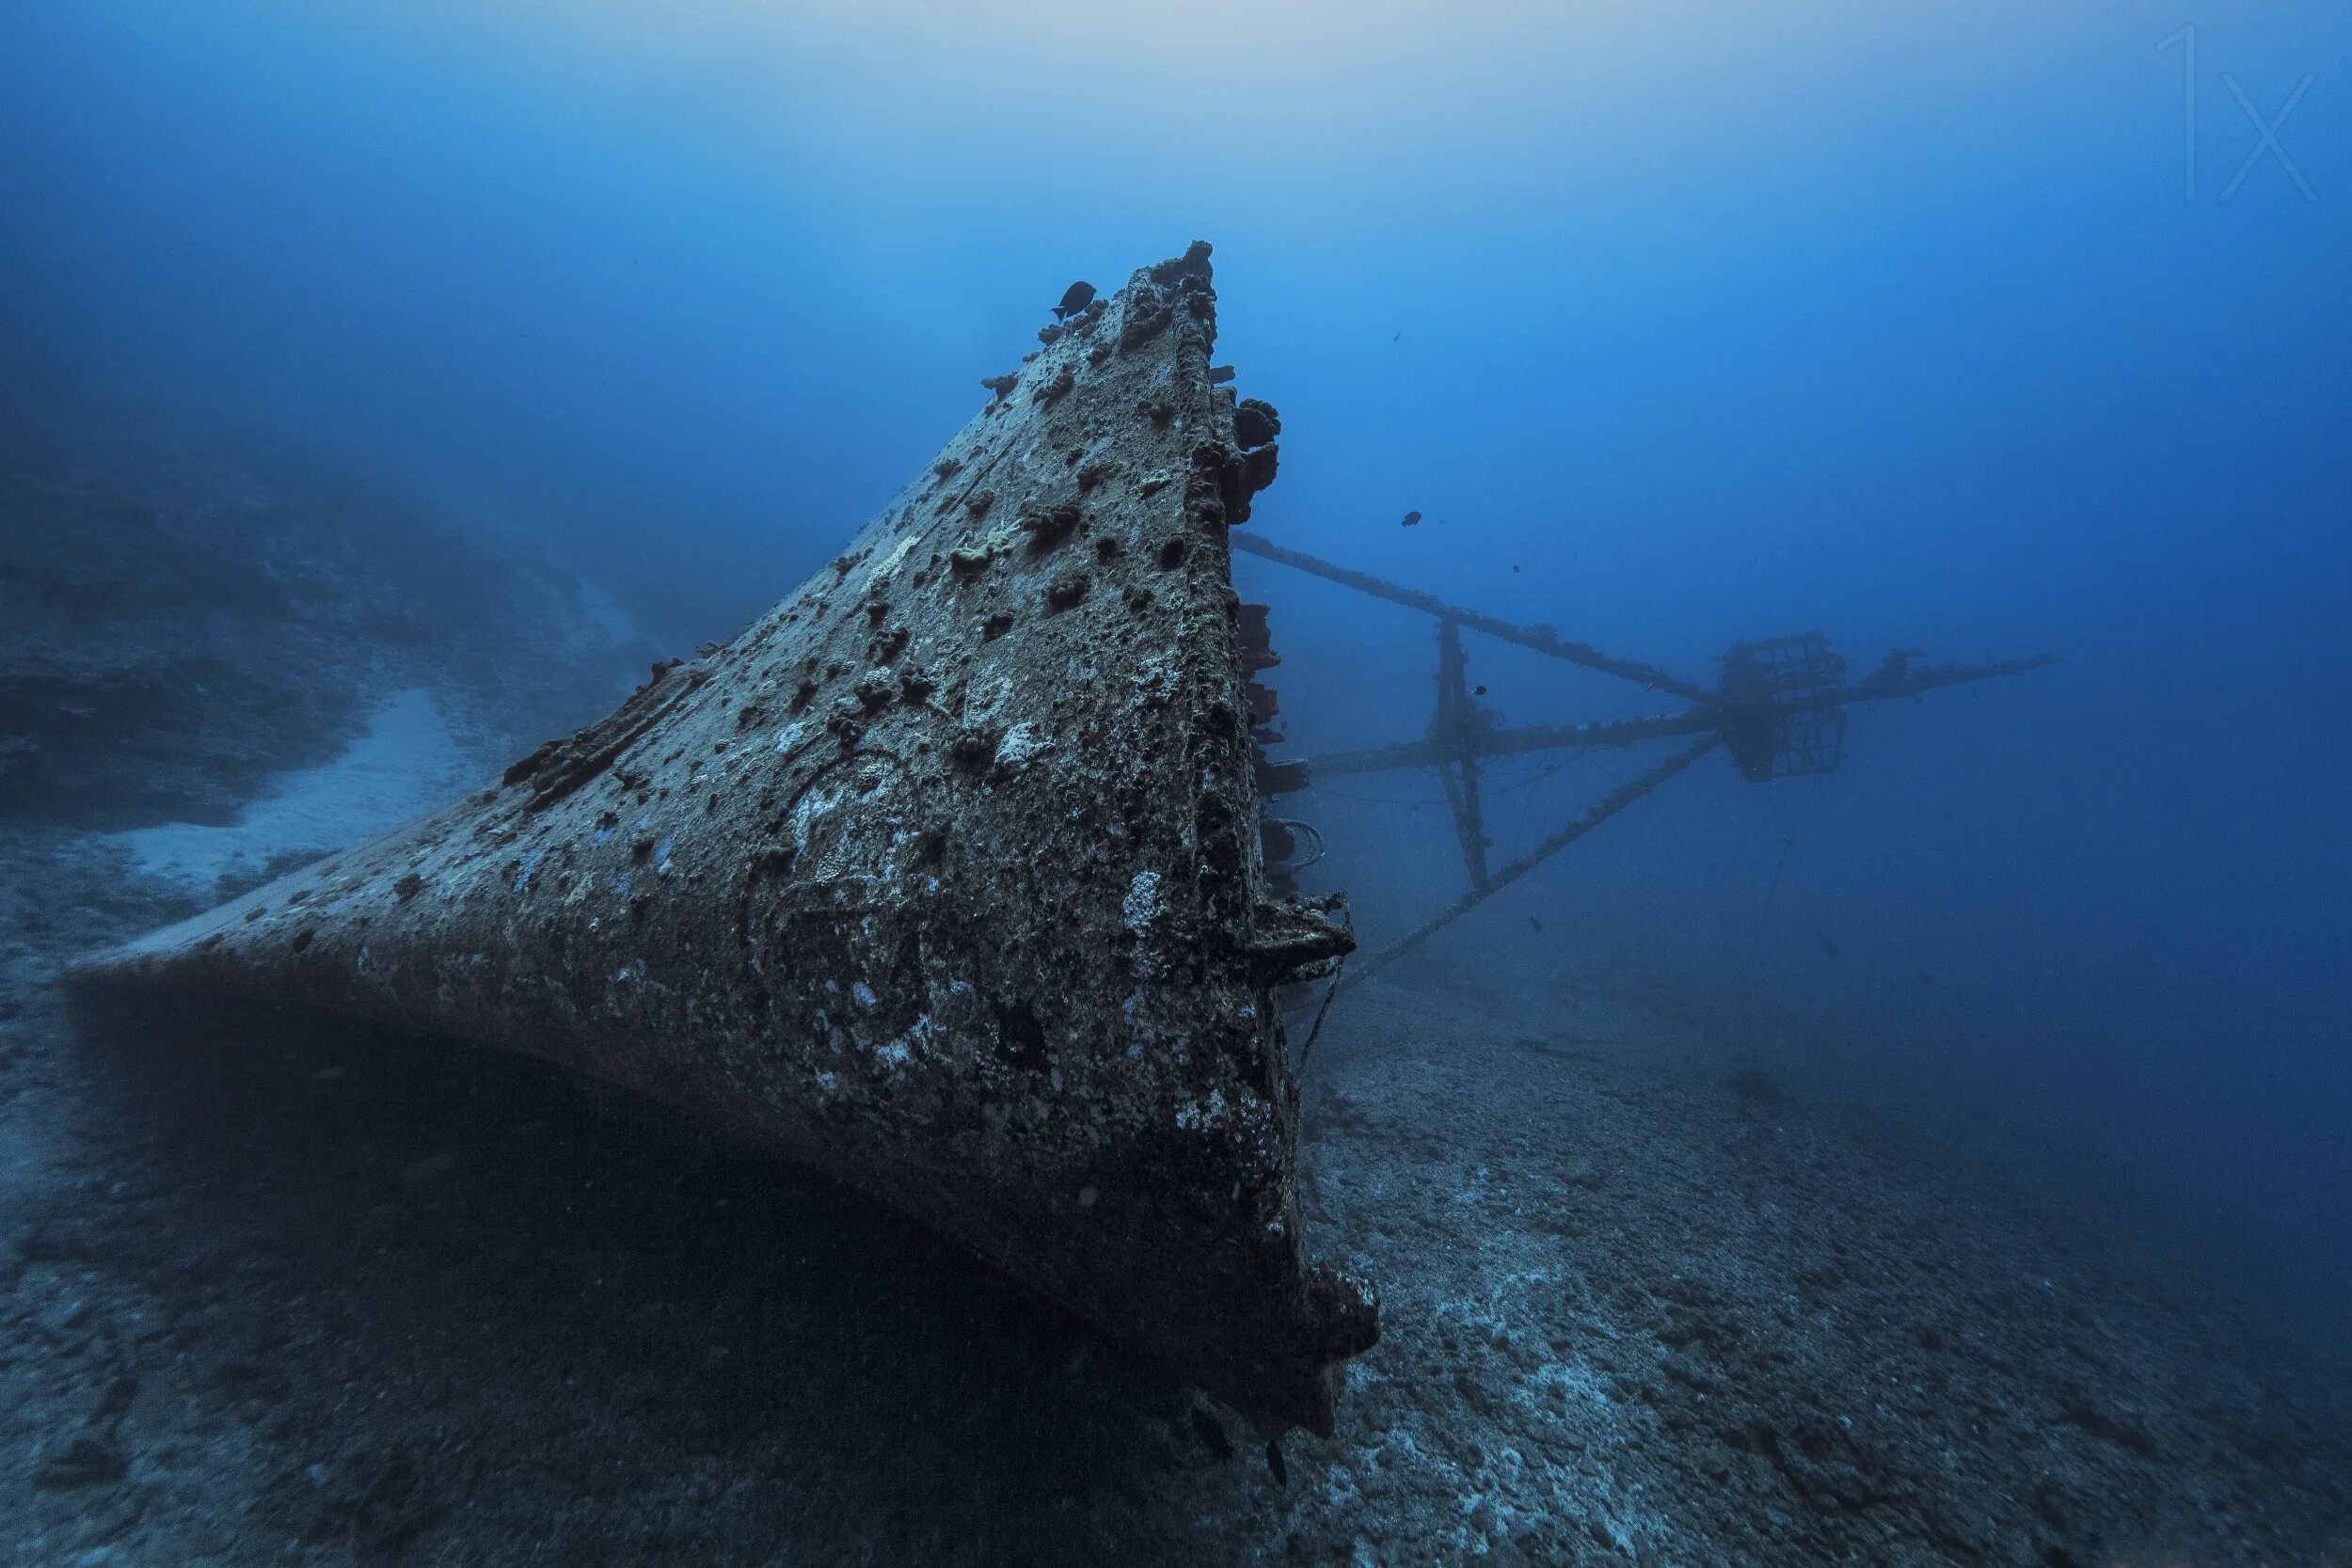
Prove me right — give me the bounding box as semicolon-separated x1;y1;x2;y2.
1232;534;2058;987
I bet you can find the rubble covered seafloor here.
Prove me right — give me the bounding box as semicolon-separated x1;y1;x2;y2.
4;835;2349;1566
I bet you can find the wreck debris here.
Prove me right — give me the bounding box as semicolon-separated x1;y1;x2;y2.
69;245;1375;1436
1228;533;2058;986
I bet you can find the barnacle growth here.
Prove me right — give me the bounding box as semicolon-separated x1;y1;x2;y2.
69;243;1376;1435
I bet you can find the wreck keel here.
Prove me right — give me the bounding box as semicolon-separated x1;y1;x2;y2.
69;244;1378;1434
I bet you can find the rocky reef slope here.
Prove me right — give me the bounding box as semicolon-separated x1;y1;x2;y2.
0;361;648;833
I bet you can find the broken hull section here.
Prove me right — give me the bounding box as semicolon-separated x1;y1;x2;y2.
70;244;1376;1434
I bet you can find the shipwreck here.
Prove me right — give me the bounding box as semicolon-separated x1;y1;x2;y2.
1227;537;2058;986
71;244;1379;1434
67;243;2061;1439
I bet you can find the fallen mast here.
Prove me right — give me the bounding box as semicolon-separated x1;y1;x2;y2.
1229;533;2059;985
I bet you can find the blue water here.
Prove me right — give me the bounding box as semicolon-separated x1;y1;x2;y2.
3;0;2344;1377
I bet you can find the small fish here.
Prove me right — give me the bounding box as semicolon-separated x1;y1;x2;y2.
1528;915;1543;932
1511;564;1521;573
1401;510;1422;527
1189;1406;1232;1462
1816;932;1840;958
1391;330;1401;341
1473;684;1487;697
1264;1438;1289;1487
1916;970;1934;985
1052;280;1096;321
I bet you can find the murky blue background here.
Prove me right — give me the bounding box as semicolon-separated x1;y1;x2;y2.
4;2;2344;1349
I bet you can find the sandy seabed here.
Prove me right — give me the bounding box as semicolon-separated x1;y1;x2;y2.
3;827;2348;1568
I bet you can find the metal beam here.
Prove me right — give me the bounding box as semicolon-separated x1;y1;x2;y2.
1341;735;1724;989
1432;617;1491;889
1231;532;1721;706
1304;707;1717;777
1298;654;2063;780
1827;652;2064;705
1231;533;2059;980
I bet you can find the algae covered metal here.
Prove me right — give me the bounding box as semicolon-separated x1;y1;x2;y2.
1227;533;2059;987
71;244;1379;1434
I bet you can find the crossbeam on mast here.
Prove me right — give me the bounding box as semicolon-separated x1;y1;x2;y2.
1231;530;2059;987
1230;532;1721;706
1341;735;1724;988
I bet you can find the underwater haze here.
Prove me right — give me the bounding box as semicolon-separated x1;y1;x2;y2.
3;2;2348;1563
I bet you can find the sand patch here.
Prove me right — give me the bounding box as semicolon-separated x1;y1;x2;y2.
103;688;471;897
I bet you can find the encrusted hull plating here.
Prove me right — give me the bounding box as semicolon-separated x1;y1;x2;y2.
70;245;1377;1434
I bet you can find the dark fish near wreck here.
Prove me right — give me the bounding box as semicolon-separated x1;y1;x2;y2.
1053;279;1097;320
1402;509;1422;527
1264;1438;1289;1487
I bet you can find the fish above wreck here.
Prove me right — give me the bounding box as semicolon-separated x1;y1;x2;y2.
68;243;1379;1434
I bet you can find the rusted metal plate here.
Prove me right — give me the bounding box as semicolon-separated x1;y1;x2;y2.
70;244;1375;1434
